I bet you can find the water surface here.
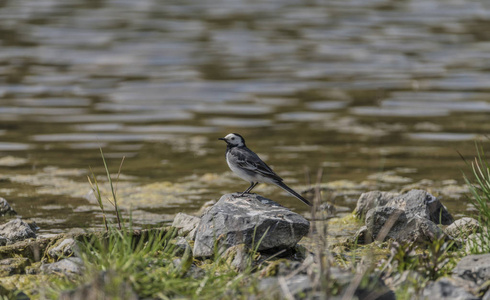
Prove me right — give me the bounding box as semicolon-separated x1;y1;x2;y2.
0;0;489;232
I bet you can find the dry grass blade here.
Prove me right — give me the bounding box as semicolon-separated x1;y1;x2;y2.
304;166;311;186
278;276;295;300
341;271;364;300
456;150;468;165
87;166;108;231
99;147;123;230
376;210;402;242
115;156;126;194
315;167;323;205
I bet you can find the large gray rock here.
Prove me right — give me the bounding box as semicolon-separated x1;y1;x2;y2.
193;193;310;258
355;190;453;225
422;277;479;300
354;191;399;220
387;190;453;225
0;198;16;216
452;254;490;286
364;206;444;244
0;219;36;245
355;189;453;245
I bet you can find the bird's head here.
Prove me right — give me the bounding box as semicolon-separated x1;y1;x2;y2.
218;133;246;147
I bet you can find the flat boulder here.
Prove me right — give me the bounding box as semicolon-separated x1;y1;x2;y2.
193;193;310;258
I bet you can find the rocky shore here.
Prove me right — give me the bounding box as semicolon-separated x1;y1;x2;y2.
0;190;486;299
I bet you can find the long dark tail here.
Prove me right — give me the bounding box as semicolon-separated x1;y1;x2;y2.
275;181;312;207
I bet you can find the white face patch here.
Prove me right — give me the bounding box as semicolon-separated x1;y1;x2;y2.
225;133;243;146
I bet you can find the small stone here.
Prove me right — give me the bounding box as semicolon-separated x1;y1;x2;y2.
0;219;36;244
0;258;30;277
259;275;312;298
223;244;251;272
422;277;479;300
260;258;303;277
465;233;490;253
174;237;192;256
445;217;480;239
48;238;80;260
41;257;84;277
452;254;490;286
444;217;481;238
319;202;336;216
0;197;16;216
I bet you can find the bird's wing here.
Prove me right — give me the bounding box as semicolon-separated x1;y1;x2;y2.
231;147;283;181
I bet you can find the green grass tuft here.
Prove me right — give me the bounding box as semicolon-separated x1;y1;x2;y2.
87;147;125;231
463;142;490;253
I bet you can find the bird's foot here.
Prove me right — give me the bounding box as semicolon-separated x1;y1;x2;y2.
232;192;254;198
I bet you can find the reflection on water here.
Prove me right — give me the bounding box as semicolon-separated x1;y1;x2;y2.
0;0;489;232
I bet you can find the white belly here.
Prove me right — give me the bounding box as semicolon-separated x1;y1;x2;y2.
225;152;276;184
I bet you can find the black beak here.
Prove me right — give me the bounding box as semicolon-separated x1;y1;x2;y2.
218;138;226;141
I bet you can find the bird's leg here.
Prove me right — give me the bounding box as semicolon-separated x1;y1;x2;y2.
240;182;258;196
247;182;258;194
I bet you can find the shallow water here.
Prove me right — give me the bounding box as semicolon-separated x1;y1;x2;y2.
0;0;489;232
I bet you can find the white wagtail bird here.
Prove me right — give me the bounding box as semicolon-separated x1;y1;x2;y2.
218;133;312;207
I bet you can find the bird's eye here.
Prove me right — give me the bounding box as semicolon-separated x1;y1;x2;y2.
231;137;235;140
